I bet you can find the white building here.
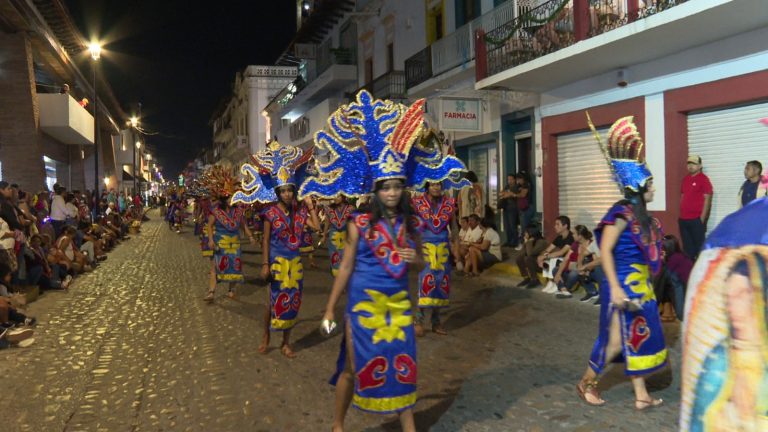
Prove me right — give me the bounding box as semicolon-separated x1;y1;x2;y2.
212;66;297;165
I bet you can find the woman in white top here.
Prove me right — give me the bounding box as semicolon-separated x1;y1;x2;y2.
0;217;17;272
465;219;502;276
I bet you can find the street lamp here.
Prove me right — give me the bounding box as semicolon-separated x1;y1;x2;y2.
104;176;110;187
88;41;102;201
131;117;140;194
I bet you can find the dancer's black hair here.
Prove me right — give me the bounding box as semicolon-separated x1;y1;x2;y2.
618;185;654;242
369;179;417;241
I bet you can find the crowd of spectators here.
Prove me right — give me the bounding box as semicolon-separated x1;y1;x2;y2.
0;181;141;348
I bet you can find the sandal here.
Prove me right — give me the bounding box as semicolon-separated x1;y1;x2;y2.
258;334;270;354
226;291;236;300
281;344;297;359
576;380;605;406
203;290;215;302
432;325;448;336
635;398;663;411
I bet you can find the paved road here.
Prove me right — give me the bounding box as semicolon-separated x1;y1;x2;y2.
1;211;681;431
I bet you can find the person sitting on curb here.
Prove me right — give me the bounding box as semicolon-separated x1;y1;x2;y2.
537;216;574;293
464;218;503;277
453;214;483;272
0;262;36;347
515;224;550;288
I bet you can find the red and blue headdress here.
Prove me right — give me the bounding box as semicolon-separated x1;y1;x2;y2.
298;90;469;199
230;140;314;205
587;113;652;193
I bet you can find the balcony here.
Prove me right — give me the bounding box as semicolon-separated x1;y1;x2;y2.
38;93;94;145
476;0;768;92
355;71;407;101
404;0;517;92
267;39;357;120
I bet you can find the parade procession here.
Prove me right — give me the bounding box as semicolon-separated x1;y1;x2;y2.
2;0;767;431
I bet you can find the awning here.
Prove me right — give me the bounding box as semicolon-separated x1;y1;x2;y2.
122;170;135;181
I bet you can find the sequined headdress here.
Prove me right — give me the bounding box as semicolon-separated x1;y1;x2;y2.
230;140;313;205
587;113;652;193
298;90;469;199
199;164;239;199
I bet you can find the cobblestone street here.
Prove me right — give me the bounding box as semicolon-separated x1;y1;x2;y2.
1;211;681;431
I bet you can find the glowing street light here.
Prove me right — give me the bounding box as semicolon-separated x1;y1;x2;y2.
88;42;101;61
129;116;139;128
103;176;110;186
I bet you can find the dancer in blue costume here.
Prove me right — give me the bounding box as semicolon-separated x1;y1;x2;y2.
577;115;667;410
323;196;354;276
300;91;469;431
230;140;318;358
202;166;256;302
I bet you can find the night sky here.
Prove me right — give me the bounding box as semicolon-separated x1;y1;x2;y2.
64;0;296;177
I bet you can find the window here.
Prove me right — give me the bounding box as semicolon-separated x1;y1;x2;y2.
364;57;373;84
386;43;394;72
456;0;481;27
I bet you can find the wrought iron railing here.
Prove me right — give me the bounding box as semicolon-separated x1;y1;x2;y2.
588;0;689;37
356;71;407;101
485;0;575;77
405;46;432;89
483;0;690;78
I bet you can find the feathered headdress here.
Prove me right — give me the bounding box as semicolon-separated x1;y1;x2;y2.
587;113;652;193
200;164;239;199
230;140;313;205
298;90;469;199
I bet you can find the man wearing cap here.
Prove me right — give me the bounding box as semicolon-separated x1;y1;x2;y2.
679;155;712;259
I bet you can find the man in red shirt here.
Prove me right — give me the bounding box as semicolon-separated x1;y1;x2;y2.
679;155;713;259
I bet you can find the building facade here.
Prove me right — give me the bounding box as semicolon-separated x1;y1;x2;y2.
0;0;128;194
475;0;768;236
211;66;297;166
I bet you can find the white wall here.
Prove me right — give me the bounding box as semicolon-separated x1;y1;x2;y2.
357;0;426;84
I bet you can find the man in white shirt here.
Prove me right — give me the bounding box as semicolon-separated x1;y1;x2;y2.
50;186;71;237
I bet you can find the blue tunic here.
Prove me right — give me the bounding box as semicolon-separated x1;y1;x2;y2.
412;195;454;308
589;203;667;376
325;204;353;276
262;203;308;331
212;207;244;283
333;213;421;414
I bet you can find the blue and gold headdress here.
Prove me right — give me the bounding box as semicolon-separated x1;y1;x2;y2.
298;90;469;199
587;113;652;193
230;140;313;205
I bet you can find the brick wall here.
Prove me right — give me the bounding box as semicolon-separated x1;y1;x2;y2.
0;32;46;190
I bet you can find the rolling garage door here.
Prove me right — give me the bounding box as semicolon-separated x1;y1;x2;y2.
558;129;622;231
688;102;768;231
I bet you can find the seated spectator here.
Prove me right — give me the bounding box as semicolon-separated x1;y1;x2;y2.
553;230;580;298
56;226;90;274
515;224;549;288
554;225;604;302
0;262;36;344
465;218;502;276
453;214;483;272
537;216;574;293
0;215;17;273
654;234;693;322
23;234;71;290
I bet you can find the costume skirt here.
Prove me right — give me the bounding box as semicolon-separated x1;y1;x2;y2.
213;230;243;283
589;264;667;376
331;272;417;414
418;240;451;308
269;251;303;331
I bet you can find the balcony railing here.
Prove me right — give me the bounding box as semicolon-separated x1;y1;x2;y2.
484;0;576;78
480;0;689;79
316;38;357;78
356;71;407;101
405;46;432;89
404;0;516;89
